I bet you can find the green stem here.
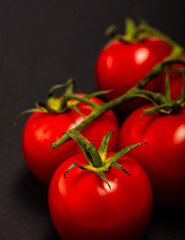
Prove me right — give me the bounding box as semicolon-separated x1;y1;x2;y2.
51;109;105;149
63;131;146;188
86;143;103;168
59;79;74;110
67;93;99;108
137;23;181;50
64;130;103;168
125;18;137;40
51;25;184;149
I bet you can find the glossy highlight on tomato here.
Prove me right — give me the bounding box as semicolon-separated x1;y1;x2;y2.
22;96;119;185
48;153;153;240
119;105;185;208
96;37;171;110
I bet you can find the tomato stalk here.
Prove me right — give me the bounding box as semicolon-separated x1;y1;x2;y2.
63;130;147;188
14;79;76;123
51;61;185;149
14;79;111;123
16;19;185;147
105;18;184;50
136;70;185;118
50;20;185;148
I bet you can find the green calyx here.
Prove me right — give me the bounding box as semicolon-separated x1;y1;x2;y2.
14;79;82;123
105;18;184;59
129;67;185;119
64;130;147;189
14;79;112;124
105;18;148;43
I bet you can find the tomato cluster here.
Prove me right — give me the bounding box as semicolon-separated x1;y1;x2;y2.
22;95;119;185
19;20;185;240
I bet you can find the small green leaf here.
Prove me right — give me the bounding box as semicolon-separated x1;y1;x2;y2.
47;83;68;98
66;78;75;94
106;142;148;165
64;130;103;168
111;162;130;176
85;89;113;99
47;96;62;112
142;101;180;118
47;79;75;112
64;163;79;178
64;130;93;165
47;79;74;98
140;107;158;119
125;18;136;39
96;171;111;189
105;24;118;38
64;163;88;178
98;131;114;162
129;88;159;106
14;108;42;125
130;92;157;106
69;105;85;118
36;102;57;113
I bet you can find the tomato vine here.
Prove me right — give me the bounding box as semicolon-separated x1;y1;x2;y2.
51;22;185;149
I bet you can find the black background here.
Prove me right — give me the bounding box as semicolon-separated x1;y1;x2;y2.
1;1;185;239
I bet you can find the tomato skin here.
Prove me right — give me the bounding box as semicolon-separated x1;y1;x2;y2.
119;105;185;208
48;153;153;240
96;37;171;110
22;96;119;185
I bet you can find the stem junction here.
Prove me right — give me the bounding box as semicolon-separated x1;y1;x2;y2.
64;130;147;189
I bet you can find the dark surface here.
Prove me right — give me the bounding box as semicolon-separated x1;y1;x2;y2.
1;1;185;239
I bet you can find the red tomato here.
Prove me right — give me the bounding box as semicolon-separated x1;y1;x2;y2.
22;96;119;185
161;55;185;100
48;153;153;240
119;105;185;208
96;37;171;110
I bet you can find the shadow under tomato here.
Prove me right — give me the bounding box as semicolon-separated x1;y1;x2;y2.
43;227;61;240
112;109;128;126
13;167;62;240
143;205;185;240
152;205;185;228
